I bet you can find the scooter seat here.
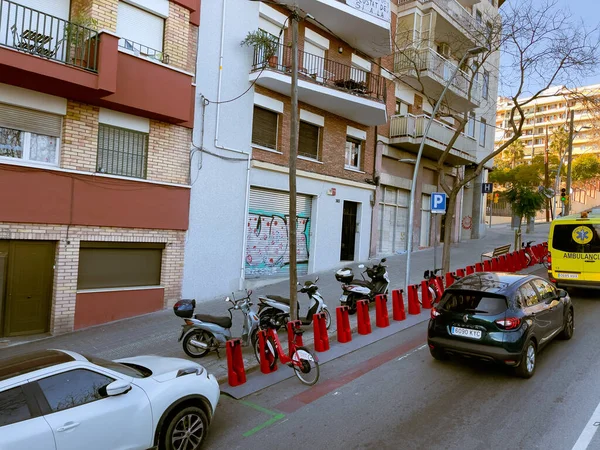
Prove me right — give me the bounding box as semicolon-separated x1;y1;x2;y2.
265;295;291;305
194;314;232;328
349;280;371;287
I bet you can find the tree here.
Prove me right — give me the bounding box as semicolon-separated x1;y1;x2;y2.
572;153;600;181
549;126;570;160
498;140;525;169
504;187;545;234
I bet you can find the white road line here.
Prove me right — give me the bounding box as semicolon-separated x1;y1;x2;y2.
397;344;427;361
572;399;600;450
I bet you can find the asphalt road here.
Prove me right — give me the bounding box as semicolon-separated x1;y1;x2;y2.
204;268;600;450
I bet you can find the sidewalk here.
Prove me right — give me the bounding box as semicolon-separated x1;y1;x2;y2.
0;223;551;382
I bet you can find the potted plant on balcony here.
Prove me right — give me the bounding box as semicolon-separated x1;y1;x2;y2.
241;31;279;68
64;12;98;69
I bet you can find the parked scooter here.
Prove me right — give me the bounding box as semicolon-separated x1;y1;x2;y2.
257;277;331;330
173;290;260;360
335;259;390;314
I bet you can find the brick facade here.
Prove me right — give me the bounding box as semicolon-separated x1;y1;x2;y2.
0;223;185;335
164;2;192;71
61;101;100;173
70;0;118;32
252;86;376;184
148;120;191;185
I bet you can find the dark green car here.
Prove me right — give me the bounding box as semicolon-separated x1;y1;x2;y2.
427;273;574;378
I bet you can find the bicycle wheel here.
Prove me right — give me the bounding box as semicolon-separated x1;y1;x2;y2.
291;346;319;386
542;254;550;269
253;332;278;369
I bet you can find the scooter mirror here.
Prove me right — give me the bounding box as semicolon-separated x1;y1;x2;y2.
358;264;365;269
315;276;319;283
247;290;253;296
225;297;231;302
381;258;387;263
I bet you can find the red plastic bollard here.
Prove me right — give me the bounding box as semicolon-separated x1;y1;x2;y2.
483;259;493;271
475;262;484;272
258;330;277;374
287;320;303;350
357;299;372;334
509;252;518;272
445;272;455;287
466;265;475;275
391;289;406;321
407;284;421;315
420;280;432;309
435;276;445;299
520;249;528;268
313;312;330;352
336;306;352;343
456;268;466;278
375;294;390;328
226;339;246;386
499;255;508;271
491;257;500;271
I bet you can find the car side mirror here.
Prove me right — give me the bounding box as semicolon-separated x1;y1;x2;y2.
104;379;132;397
358;264;365;269
558;289;568;299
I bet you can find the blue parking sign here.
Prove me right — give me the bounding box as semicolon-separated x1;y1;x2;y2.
431;192;446;214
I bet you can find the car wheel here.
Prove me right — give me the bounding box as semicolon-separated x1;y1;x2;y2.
162;406;208;450
429;346;448;361
559;308;574;340
515;340;536;379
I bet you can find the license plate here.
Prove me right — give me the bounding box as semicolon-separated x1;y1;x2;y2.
340;294;348;302
557;273;578;279
451;327;482;339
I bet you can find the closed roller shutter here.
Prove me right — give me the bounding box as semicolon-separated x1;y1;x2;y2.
0;103;62;137
117;1;164;52
246;187;312;278
378;186;409;255
14;0;70;19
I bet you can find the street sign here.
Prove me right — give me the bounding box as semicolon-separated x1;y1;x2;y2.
431;192;447;214
482;183;493;194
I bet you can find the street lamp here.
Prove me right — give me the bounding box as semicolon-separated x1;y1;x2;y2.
404;45;487;288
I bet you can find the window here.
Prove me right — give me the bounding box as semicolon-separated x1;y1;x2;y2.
38;369;114;413
518;282;539;307
552;224;600;253
251;106;278;150
0;103;61;166
77;242;163;290
395;100;409;115
438;292;508;315
298;121;320;160
467;112;476;138
97;124;148;179
0;387;31;427
479;118;486;146
482;70;489;100
117;1;165;58
345;137;362;169
532;279;556;302
476;10;483;26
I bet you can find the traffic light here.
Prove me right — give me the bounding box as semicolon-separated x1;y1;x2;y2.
561;188;567;202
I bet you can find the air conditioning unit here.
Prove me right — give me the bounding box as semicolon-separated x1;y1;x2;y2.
438;42;451;58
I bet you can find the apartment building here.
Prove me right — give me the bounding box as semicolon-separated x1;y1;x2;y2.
184;0;392;300
0;0;198;337
372;0;501;254
495;84;600;161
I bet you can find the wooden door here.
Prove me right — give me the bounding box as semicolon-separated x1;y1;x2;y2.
3;241;55;337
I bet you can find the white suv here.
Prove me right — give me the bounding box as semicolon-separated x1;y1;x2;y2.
0;349;220;450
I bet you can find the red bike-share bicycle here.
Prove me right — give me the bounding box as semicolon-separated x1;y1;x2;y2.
523;240;550;269
254;318;320;386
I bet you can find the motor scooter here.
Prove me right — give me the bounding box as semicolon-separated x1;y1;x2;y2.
335;259;389;314
257;277;331;330
173;290;260;361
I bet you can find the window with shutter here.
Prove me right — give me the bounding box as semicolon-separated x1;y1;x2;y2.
345;137;362;169
97;124;148;179
298;121;320;160
251;106;278;150
117;1;165;59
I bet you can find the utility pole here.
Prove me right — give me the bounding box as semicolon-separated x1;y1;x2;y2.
288;8;299;321
544;125;550;221
565;110;575;216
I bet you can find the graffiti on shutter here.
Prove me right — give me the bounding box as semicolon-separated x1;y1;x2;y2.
245;187;312;278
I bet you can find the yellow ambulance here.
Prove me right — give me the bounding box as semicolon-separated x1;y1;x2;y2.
548;209;600;290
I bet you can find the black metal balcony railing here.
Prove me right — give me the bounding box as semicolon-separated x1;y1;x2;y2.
119;38;169;65
0;0;99;72
252;42;385;102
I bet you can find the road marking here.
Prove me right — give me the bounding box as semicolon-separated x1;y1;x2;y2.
397;344;427;361
239;400;285;437
572;399;600;450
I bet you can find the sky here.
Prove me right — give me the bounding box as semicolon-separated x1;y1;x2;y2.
499;0;600;97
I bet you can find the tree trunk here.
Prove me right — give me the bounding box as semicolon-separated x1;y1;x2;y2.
441;188;458;275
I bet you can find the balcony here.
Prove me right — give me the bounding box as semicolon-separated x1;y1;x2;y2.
250;42;387;126
290;0;391;57
0;0;194;125
389;114;477;165
394;47;482;111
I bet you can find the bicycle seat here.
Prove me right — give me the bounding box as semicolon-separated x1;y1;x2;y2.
293;328;305;335
265;295;290;304
194;314;232;328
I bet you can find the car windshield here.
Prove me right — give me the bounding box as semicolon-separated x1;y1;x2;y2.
83;355;151;378
439;291;508;315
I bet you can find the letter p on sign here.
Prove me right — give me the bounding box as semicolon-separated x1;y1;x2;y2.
431;192;447;214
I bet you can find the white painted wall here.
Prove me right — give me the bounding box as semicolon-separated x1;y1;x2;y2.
251;167;374;274
182;0;259;301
